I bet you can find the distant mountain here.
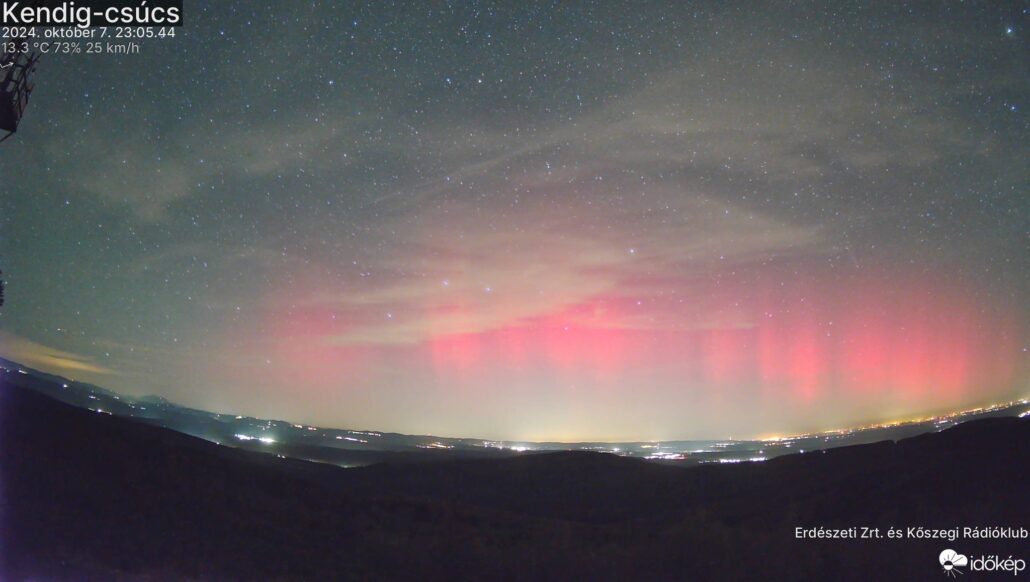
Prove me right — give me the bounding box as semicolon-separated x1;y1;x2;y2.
136;394;174;405
2;356;1027;469
1;367;1028;580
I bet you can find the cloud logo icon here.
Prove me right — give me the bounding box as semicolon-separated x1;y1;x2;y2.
939;549;968;577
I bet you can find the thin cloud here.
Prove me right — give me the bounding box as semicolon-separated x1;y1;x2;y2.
0;332;117;377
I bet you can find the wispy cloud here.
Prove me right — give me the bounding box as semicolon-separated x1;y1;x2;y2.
0;332;117;377
274;192;825;347
44;109;371;221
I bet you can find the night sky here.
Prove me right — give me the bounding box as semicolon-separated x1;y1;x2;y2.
0;2;1026;441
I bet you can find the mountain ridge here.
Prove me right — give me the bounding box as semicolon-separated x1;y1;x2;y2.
2;373;1028;580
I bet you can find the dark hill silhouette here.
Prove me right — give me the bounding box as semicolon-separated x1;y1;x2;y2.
1;380;1027;581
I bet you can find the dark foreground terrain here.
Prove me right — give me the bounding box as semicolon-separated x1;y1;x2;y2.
1;381;1028;581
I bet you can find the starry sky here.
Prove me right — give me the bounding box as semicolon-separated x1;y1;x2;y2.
0;1;1026;441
